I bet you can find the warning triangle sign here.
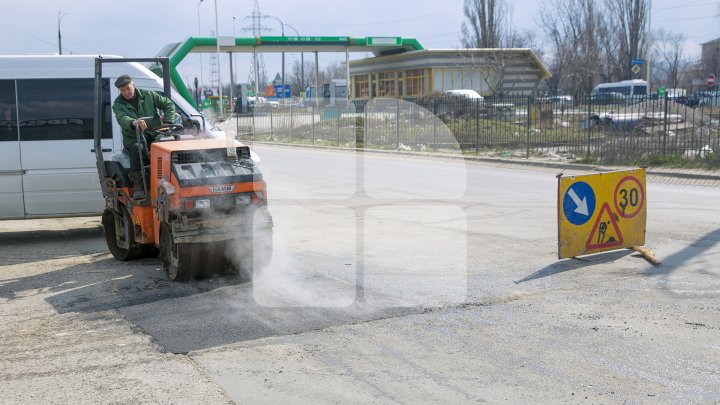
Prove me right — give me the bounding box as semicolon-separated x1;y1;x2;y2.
586;202;624;250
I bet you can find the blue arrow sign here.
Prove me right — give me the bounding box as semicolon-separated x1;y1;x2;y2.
563;181;596;225
632;58;644;65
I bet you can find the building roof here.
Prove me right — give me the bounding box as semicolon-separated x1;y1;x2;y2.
349;48;551;79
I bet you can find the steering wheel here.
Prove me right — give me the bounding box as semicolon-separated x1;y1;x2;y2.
154;123;184;140
155;123;184;134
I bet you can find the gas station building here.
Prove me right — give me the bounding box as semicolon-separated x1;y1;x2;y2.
349;48;550;99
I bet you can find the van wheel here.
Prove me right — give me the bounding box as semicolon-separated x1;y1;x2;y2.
102;207;144;261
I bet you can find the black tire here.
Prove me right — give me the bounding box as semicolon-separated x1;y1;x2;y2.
160;223;196;282
102;207;144;261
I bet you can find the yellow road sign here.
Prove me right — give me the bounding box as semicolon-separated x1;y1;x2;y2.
557;168;646;259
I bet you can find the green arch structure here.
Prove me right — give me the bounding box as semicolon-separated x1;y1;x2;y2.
153;36;424;108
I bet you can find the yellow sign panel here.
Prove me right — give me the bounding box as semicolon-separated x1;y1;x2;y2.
557;168;646;258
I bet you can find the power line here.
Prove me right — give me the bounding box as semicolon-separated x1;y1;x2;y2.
655;15;718;22
292;9;462;28
656;0;717;10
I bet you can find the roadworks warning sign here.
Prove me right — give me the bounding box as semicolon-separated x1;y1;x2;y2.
557;168;646;259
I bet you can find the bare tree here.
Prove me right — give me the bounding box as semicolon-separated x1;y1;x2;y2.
323;61;347;81
539;0;604;98
287;60;349;97
287;59;315;96
653;29;686;88
461;0;511;48
604;0;649;81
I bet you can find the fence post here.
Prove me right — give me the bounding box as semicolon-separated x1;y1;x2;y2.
270;108;274;140
363;104;368;148
475;98;480;154
337;105;341;146
396;98;400;150
586;95;592;160
526;95;532;158
290;104;294;143
662;94;669;156
311;104;316;144
432;99;437;152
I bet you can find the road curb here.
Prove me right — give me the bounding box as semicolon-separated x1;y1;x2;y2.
246;141;720;182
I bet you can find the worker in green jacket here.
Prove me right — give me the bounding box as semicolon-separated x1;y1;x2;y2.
112;74;176;199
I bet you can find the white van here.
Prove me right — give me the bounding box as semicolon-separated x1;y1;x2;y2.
0;55;218;219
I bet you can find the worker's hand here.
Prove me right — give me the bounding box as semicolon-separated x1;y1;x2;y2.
132;119;148;131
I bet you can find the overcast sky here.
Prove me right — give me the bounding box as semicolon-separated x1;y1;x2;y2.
1;0;717;87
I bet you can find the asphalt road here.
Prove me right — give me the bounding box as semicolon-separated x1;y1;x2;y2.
1;145;719;403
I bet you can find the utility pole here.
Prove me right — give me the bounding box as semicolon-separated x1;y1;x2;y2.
647;0;652;94
57;11;68;55
198;0;204;100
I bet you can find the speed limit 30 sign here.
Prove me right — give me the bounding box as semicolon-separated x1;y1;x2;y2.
558;168;647;258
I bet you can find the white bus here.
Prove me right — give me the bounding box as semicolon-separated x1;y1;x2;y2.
0;55;219;220
590;79;648;103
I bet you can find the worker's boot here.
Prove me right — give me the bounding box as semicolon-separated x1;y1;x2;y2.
129;172;146;200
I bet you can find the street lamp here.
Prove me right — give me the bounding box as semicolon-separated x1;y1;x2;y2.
230;15;237;113
263;16;301;99
198;0;204;101
233;16;237;84
213;0;223;114
284;23;303;96
57;11;68;55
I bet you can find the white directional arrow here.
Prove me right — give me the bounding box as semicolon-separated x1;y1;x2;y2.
568;188;589;216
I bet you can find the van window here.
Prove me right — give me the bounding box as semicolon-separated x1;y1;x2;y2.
17;78;111;141
0;80;17;142
633;85;647;95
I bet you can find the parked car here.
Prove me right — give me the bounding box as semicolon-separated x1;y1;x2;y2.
698;93;720;107
445;89;484;103
549;95;574;106
684;91;718;107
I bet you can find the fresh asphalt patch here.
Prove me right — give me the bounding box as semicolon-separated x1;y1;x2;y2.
118;276;422;354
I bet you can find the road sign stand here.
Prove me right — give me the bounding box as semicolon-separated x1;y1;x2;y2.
631;246;661;266
557;168;648;259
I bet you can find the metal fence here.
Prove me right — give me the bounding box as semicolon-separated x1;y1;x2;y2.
229;94;720;166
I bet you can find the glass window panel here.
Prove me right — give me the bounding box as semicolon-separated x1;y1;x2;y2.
0;80;17;142
17;78;111;141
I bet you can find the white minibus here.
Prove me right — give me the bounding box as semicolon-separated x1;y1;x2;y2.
0;55;219;219
590;79;648;103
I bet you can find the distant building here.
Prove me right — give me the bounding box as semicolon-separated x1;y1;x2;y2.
682;37;720;91
349;48;550;100
701;38;720;71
